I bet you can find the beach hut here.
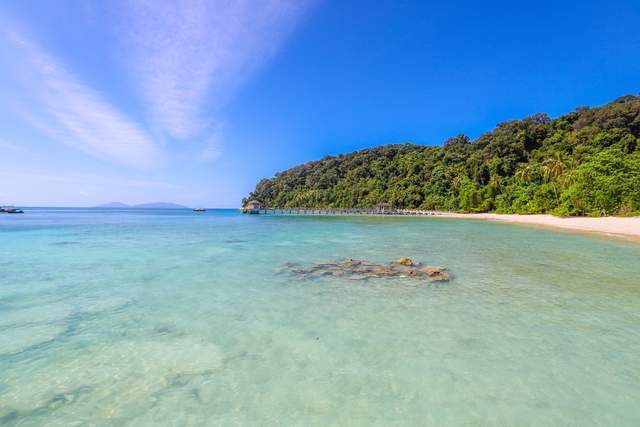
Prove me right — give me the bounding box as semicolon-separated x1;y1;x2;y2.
243;200;262;214
377;203;394;214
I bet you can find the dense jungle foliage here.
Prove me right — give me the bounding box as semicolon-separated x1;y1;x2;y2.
244;95;640;216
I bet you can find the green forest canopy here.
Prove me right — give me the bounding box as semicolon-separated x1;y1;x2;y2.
244;95;640;216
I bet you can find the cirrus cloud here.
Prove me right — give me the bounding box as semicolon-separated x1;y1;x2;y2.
2;28;160;169
120;0;314;140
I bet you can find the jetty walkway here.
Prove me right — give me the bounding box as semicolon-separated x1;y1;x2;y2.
241;208;445;216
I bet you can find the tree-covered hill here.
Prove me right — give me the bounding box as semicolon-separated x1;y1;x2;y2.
244;95;640;216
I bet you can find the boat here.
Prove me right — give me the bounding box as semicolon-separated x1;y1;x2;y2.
193;208;206;212
1;206;24;214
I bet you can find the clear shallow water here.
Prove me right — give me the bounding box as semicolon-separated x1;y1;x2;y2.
1;208;640;426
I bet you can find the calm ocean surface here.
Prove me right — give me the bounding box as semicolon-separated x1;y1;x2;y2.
1;208;640;426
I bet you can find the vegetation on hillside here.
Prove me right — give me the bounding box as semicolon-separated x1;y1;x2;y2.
244;95;640;216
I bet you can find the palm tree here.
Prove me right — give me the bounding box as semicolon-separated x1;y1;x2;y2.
515;164;533;183
542;153;569;203
451;175;462;192
542;154;566;182
489;174;502;190
559;170;576;188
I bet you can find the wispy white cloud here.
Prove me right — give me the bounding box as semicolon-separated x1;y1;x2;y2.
0;1;312;173
121;0;313;140
2;28;160;169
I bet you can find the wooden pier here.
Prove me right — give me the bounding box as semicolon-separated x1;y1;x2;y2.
241;207;444;216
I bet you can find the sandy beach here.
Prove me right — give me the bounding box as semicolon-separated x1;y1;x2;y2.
441;213;640;239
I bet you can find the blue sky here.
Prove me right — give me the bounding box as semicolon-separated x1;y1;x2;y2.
1;0;639;207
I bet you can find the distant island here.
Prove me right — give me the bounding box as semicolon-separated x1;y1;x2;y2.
95;202;189;209
244;95;640;217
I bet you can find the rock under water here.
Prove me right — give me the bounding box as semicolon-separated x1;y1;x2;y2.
284;258;451;282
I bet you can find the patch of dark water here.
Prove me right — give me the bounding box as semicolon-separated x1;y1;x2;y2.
0;386;93;425
49;241;81;247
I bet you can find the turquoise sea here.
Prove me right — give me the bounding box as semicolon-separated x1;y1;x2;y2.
1;208;640;426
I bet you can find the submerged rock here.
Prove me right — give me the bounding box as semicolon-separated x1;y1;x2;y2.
393;257;416;266
285;259;450;283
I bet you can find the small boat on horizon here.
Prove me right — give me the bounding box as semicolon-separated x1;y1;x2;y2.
1;206;24;214
193;208;206;212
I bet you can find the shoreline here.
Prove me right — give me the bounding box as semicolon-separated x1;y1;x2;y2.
436;212;640;240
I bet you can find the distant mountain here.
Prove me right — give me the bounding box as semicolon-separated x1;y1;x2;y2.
95;202;189;209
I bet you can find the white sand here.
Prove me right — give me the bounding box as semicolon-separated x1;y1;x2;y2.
440;213;640;239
